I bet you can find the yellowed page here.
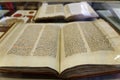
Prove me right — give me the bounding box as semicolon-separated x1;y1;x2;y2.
34;3;48;20
64;5;72;19
0;22;22;44
35;3;64;20
54;4;65;17
60;19;120;72
0;23;60;72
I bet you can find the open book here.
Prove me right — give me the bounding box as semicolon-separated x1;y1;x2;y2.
0;19;120;79
34;2;98;22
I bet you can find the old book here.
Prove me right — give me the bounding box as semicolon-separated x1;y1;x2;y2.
34;2;98;22
0;17;25;38
97;10;120;33
0;19;120;79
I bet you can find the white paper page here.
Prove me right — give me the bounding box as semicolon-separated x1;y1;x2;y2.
68;2;91;16
68;3;82;15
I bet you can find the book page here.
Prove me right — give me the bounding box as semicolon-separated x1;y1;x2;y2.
54;4;65;17
45;4;64;18
34;3;64;20
61;19;120;72
45;5;55;16
34;3;48;20
64;5;71;19
64;2;98;20
66;3;85;17
0;23;60;72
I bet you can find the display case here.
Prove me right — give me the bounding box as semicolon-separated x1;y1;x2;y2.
0;0;120;80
